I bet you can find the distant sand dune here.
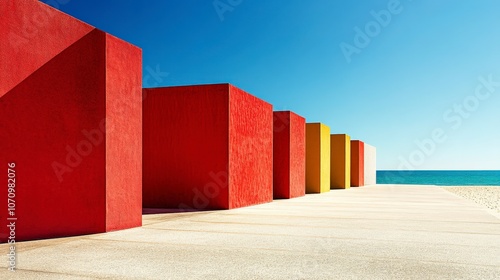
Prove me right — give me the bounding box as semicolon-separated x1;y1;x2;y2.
443;186;500;213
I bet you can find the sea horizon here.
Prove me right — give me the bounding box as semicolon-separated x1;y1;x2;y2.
377;170;500;186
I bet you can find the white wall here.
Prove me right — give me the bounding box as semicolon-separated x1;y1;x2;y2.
364;144;377;185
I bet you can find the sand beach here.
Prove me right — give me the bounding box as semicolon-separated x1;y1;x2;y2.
443;186;500;213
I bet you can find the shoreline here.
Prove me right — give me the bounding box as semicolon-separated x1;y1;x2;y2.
439;186;500;213
376;184;500;213
376;183;500;187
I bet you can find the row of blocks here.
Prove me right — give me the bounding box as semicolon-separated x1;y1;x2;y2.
1;0;376;242
305;124;377;193
143;85;377;211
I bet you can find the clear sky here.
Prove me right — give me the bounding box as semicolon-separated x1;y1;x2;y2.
51;0;500;170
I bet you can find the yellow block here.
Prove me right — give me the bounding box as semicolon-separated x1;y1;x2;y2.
306;123;330;193
330;134;351;189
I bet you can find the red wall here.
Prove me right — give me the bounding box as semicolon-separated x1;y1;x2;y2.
143;84;273;210
350;140;365;187
273;111;306;199
143;85;231;210
229;85;273;208
104;34;143;231
0;1;142;242
0;0;94;97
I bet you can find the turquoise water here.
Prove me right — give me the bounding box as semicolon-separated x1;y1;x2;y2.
377;170;500;186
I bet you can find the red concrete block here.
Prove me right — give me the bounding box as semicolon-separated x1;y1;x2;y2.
143;84;273;210
0;0;94;97
273;111;306;199
351;140;365;187
0;1;142;242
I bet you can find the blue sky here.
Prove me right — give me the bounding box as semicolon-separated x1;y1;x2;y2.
51;0;500;170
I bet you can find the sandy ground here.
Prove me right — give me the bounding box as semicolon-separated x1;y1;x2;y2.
443;186;500;213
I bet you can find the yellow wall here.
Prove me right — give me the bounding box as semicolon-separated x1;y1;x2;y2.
306;123;330;193
330;134;351;189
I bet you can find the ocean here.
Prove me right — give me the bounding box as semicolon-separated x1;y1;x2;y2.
377;170;500;186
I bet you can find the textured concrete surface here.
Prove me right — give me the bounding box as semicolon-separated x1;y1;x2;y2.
273;111;306;199
305;123;330;193
1;0;142;242
330;134;351;189
1;185;499;279
0;0;94;96
143;84;273;210
350;140;364;187
364;144;377;185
